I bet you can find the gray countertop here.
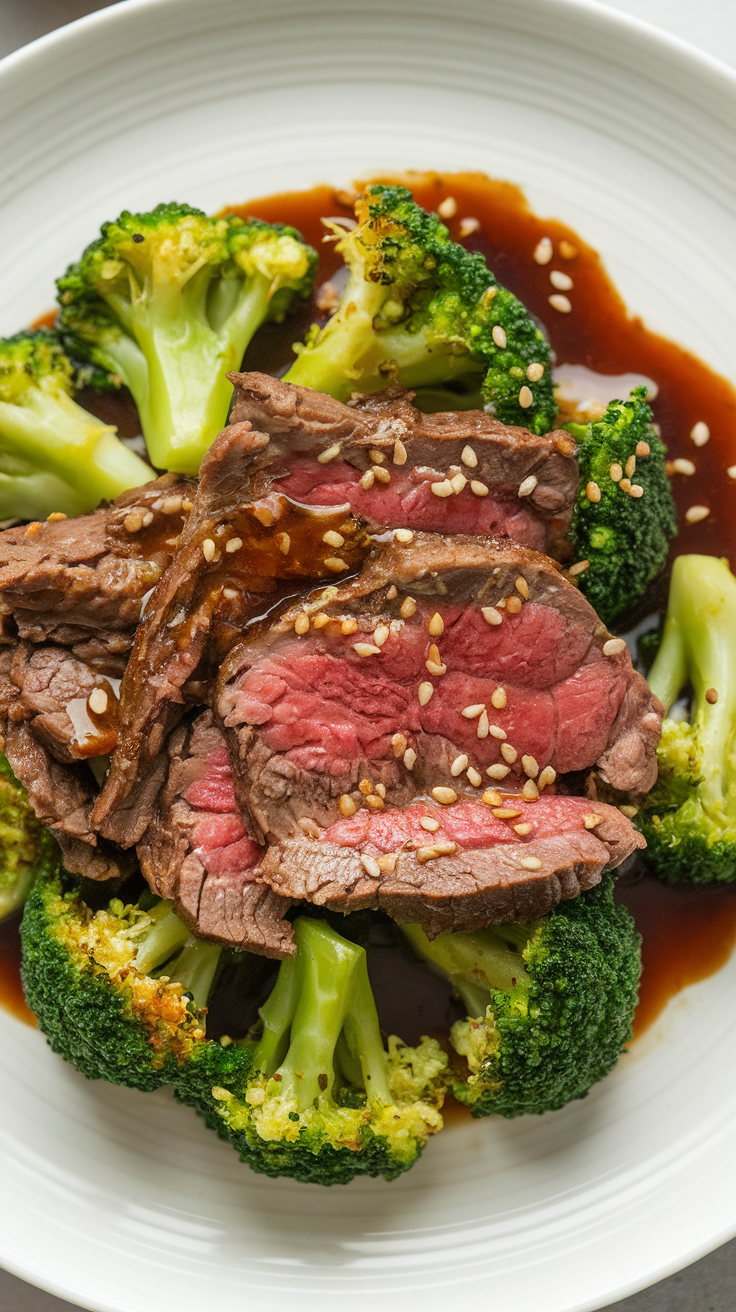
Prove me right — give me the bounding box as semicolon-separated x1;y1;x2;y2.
1;1;735;1308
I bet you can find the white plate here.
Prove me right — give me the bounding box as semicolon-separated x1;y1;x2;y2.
1;1;736;1309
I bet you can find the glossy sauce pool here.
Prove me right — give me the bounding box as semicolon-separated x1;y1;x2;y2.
5;171;736;1052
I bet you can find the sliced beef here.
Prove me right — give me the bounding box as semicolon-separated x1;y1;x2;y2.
137;711;293;956
0;474;194;662
228;371;578;555
93;420;366;847
218;533;663;845
0;645;131;880
258;794;643;934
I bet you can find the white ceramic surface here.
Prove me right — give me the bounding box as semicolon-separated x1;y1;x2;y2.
1;1;736;1310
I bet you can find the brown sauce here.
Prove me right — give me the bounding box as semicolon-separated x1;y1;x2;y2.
5;170;736;1040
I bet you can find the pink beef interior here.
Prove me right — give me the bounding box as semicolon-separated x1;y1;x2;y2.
276;456;546;550
225;597;628;785
183;745;261;879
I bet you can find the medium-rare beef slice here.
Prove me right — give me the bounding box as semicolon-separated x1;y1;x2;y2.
93;420;366;846
137;711;293;956
258;794;643;935
0;646;130;880
218;533;663;844
0;474;195;661
227;371;578;555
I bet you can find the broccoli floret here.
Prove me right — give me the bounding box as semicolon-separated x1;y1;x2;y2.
638;554;736;883
176;917;447;1185
567;387;677;625
0;329;154;518
20;868;222;1089
57;203;317;474
0;755;58;921
402;874;640;1118
283;185;556;432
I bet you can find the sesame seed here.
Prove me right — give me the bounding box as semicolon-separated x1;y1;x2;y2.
690;421;710;447
559;239;578;260
706;687;718;704
393;439;407;465
225;537;243;553
403;748;417;769
426;644;446;675
548;293;572;313
354;642;381;656
360;469;375;490
728;466;736;479
47;511;68;521
141;511;154;527
491;687;507;709
483;789;503;806
359;779;374;795
493;807;522;820
518;474;538;497
610;463;623;482
515;576;529;599
400;596;417;617
420;816;441;831
386;585;397;599
276;532;291;555
294;613;310;635
549;269;573;291
322;529;345;548
181;498;193;512
526;362;545;382
373;467;391;484
459;217;480;237
685;505;710;524
431;479;454;497
338;794;358;817
369;449;385;464
487;764;511;779
519;855;542;870
619;477;632;493
568;560;590;576
470;480;489;497
492;325;507;349
202;538;216;562
317;443;341;464
466;767;482;787
619;804;639;819
223;588;239;600
428;612;444;637
341;617;358;634
668;458;696;476
161;495;182;514
124;512;143;533
481;606;502;625
391;732;408;757
360;854;382;878
365;794;385;810
582;813;602;829
450;473;467;494
253;505;275;529
625;455;637;478
514;822;533;836
636;441;651;457
533;237;553;265
461;445;478;468
522;779;539;801
538;766;556;789
324;557;348;572
432;786;457;805
501;743;517;763
417;841;457;862
489;724;507;740
450;754;469;776
518;385;533;408
299;818;321;838
438;195;457;218
462;702;485;719
373;624;390;646
377;853;397;873
88;687;108;715
586;481;601;503
418;682;434;706
477;709;490;739
603;637;627;656
505;595;523;614
521;754;539;779
629;484;644;498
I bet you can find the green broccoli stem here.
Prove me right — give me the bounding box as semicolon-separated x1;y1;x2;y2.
401;923;532;1018
103;267;273;474
0;388;153;510
131;900;190;976
252;948;302;1076
341;948;394;1106
164;937;223;1010
648;554;736;815
0;468;86;521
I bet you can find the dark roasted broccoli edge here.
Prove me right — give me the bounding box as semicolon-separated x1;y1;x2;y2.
404;874;641;1119
567;387;677;626
638;553;736;884
284;184;556;432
